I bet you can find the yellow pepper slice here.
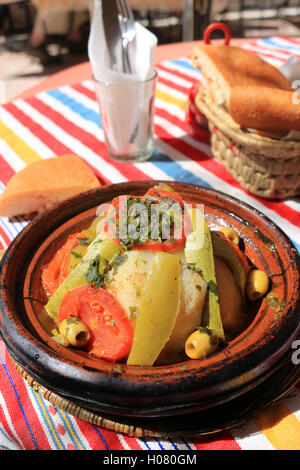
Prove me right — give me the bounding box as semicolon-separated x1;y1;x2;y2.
45;237;121;321
127;252;181;366
185;208;225;341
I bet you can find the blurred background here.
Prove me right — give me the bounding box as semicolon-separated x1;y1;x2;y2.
1;0;300;102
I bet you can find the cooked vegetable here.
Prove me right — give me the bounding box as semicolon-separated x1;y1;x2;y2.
103;190;189;253
107;249;206;364
211;231;249;296
68;216;106;271
43;186;260;366
185;327;219;359
266;291;285;311
45;237;121;321
42;232;82;295
59;317;91;348
157;264;207;364
58;286;133;361
214;255;244;335
246;269;269;300
218;226;239;245
127;252;181;366
51;328;69;347
185;208;225;341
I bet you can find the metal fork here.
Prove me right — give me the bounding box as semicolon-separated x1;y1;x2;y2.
117;0;136;74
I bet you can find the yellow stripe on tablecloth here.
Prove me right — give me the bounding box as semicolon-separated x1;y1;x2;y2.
34;391;64;450
155;89;187;111
59;409;84;450
254;402;300;450
0;120;41;166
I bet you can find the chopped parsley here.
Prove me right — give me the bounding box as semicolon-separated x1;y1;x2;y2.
135;286;141;297
108;194;183;249
77;237;90;246
85;255;108;288
267;297;286;311
207;280;218;296
129;306;139;320
196;326;218;345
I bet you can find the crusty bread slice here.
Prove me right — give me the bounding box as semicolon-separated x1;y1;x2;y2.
229;86;300;137
192;45;291;108
0;154;100;218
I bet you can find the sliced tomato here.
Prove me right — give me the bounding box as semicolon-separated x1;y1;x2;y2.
58;286;133;362
144;187;184;207
103;190;191;252
42;230;85;295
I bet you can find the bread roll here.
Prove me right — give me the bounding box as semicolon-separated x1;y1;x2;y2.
192;45;291;108
0;154;100;218
229;86;300;136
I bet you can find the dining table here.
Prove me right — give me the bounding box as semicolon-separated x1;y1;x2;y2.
0;35;299;451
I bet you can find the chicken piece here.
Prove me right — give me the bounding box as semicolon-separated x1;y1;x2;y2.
214;255;245;337
158;264;207;364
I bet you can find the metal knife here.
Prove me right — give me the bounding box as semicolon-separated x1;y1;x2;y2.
101;0;124;72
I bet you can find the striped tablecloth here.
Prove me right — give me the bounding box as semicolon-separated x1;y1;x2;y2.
0;36;299;451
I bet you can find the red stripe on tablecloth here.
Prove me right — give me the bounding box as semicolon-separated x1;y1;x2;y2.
95;428;128;450
0;349;50;450
76;407;144;450
5;102;69;156
155;104;211;145
0;154;15;185
26;96;152;183
74;418;118;450
277;36;300;45
276;36;300;45
4;350;52;450
0;364;22;448
251;40;300;59
191;430;241;450
157;75;190;94
154;109;300;229
0;227;11;249
71;83;96;102
4;102;108;186
156;63;200;84
242;43;289;60
121;434;143;450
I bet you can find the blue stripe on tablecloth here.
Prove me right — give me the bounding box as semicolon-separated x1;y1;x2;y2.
262;37;300;52
28;388;66;450
56;408;87;450
170;58;202;72
47;89;101;126
92;425;110;450
0;356;39;449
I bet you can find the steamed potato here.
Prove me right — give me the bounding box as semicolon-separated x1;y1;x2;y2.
107;250;207;363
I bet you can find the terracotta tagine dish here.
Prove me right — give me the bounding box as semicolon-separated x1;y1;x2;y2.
0;181;299;437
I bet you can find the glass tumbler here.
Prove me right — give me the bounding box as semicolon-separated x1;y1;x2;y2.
94;72;157;162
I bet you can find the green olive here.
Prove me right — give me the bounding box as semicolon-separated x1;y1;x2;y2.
59;317;91;348
219;227;239;245
185;327;219;360
246;269;269;300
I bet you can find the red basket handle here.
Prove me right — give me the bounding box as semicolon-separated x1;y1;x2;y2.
203;23;231;45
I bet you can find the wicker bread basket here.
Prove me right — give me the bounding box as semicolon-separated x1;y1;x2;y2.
195;87;300;199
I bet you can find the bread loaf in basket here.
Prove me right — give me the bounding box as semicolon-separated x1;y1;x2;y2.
192;36;300;200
